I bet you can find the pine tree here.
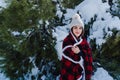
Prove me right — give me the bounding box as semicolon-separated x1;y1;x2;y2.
61;0;84;9
99;29;120;80
0;0;60;80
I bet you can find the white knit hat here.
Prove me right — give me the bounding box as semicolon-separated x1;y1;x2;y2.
69;13;84;29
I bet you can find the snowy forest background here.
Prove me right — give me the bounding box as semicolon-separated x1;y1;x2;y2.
0;0;120;80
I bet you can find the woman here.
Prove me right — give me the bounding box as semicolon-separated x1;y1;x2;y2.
60;14;93;80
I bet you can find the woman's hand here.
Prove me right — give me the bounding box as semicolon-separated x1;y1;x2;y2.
71;46;80;54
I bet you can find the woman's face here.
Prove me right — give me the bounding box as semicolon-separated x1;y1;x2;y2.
72;25;83;38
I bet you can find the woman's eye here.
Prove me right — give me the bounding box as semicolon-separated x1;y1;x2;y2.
79;27;82;29
73;26;77;29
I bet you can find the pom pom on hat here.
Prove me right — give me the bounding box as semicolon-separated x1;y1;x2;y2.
69;13;84;29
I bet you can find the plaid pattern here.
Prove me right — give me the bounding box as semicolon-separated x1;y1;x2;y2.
60;33;93;80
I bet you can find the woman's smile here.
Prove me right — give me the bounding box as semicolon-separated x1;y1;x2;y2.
72;25;83;38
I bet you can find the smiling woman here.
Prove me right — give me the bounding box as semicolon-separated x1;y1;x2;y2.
60;13;93;80
72;26;83;38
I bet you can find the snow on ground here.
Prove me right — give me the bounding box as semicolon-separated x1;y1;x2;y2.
91;68;113;80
